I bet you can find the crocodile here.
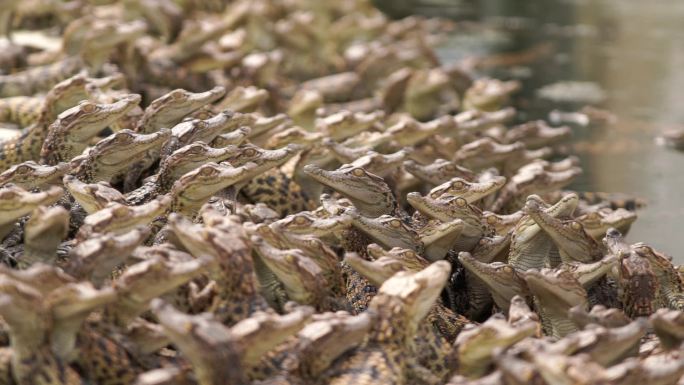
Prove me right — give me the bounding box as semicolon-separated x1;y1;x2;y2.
0;161;69;189
40;95;142;166
508;194;578;271
71;129;171;184
458;252;528;314
0;184;63;239
324;261;451;385
167;212;271;325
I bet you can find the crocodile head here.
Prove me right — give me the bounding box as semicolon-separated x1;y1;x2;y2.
0;161;68;189
650;309;684;350
616;250;659;318
21;206;70;267
42;94;142;164
158;142;239;187
482;210;524;236
304;164;396;217
137;86;226;133
368;261;451;338
523;268;587;337
455;314;537;378
577;208;637;242
63;175;125;214
458;252;527;312
79;195;170;237
524;196;601;263
417;218;464;261
407;193;483;235
40;73;90;122
170;162;256;215
78;129;171;182
344;252;410;287
346;208;420;252
428;175;506;202
251;236;328;308
403;158;475;185
349;148;412;177
453;137;525;169
269;210;351;237
0;184;63;228
265;126;323;149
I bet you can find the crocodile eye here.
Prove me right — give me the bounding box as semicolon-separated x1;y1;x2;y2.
171;90;185;100
351;168;365;177
81;103;96;113
502;266;512;273
294;215;308;225
570;221;581;230
199;167;215;176
452;180;465;189
285;254;296;263
486;216;498;225
389;219;402;228
243;148;256;157
455;197;467;207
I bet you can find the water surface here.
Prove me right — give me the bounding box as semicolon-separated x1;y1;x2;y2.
434;0;684;259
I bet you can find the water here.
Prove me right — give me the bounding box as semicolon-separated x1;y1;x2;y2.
433;0;684;259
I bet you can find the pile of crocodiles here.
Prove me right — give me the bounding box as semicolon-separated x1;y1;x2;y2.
0;0;680;384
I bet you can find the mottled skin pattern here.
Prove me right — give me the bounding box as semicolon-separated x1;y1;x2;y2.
0;96;44;127
240;169;314;217
168;214;271;325
75;328;142;385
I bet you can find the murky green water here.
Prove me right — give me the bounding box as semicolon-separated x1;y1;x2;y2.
431;0;684;259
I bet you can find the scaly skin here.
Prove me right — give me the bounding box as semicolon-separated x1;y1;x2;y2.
0;19;144;97
76;196;170;239
458;252;528;313
345;207;421;252
168;212;271;325
0;73;95;171
427;176;506;203
125;142;240;205
453;137;525;171
403;159;476;185
41;95;142;166
407;193;484;252
152;299;313;383
72;129;171;183
0;161;68;189
631;242;684;312
0;184;63;238
522;268;588;338
417;218;465;262
524;197;603;264
66;228;150;285
62;175;125;214
577;207;637;242
134;87;226;134
490;165;582;214
168;162;256;216
650;308;684;349
0;275;82;385
317;110;383;142
454;315;537;379
160;111;248;157
508;194;578;271
251;236;332;310
303;163;400;218
463;233;512;320
326;262;451;385
20;206;69;268
344;250;469;380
